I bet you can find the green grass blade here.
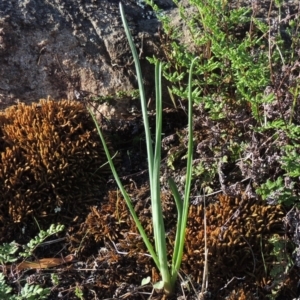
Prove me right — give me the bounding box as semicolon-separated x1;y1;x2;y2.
172;57;199;279
152;61;171;287
168;177;183;268
152;61;162;255
88;108;160;270
119;3;154;188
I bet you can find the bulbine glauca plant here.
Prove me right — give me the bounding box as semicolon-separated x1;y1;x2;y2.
88;2;199;296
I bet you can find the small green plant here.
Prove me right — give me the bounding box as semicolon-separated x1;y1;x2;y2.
20;224;65;258
89;3;197;295
51;273;59;286
147;0;272;121
266;234;293;299
74;285;84;300
0;273;50;300
0;242;19;265
0;273;15;300
256;177;296;206
0;224;64;300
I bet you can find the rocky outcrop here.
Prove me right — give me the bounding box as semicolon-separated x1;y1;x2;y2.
0;0;176;110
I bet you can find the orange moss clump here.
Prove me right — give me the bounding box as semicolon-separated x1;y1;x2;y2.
183;195;284;284
0;99;112;241
225;287;255;300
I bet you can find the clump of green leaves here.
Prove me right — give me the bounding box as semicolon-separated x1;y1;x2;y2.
147;0;300;208
256;177;296;206
266;234;293;299
145;0;276;194
0;273;50;300
148;0;272;121
20;224;64;258
0;224;64;300
74;285;84;300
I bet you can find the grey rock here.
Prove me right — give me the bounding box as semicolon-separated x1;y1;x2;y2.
0;0;164;109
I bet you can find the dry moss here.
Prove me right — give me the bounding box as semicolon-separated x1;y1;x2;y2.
183;195;284;286
225;287;255;300
0;99;112;241
79;188;287;298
